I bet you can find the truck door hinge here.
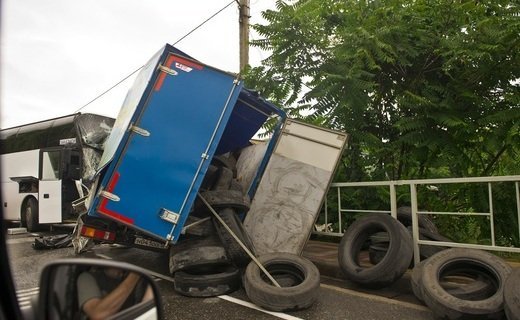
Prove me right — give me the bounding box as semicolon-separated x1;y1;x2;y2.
158;65;178;76
99;190;120;202
159;208;180;225
129;125;150;137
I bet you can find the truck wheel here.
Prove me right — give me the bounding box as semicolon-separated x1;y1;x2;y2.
338;214;413;288
504;268;520;320
421;248;512;319
23;198;40;232
243;253;320;312
174;264;241;297
213;208;255;268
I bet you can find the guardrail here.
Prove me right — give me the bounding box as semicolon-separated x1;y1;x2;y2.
315;175;520;265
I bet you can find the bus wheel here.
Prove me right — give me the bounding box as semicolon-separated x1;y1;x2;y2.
23;198;40;232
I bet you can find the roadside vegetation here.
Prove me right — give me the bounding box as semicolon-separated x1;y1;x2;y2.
243;0;520;247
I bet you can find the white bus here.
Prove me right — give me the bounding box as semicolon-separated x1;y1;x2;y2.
1;113;114;231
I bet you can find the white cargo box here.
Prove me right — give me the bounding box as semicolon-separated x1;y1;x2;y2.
242;120;348;255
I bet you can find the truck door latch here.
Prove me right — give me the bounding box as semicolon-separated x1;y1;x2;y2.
159;208;180;225
99;191;120;202
158;65;178;76
129;125;150;137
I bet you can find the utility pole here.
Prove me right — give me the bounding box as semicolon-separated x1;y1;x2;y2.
238;0;250;73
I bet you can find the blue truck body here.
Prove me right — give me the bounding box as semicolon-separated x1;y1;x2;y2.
86;44;285;244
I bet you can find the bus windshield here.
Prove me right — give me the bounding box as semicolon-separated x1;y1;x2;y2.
76;114;114;151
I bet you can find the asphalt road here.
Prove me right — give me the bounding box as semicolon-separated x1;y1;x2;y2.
6;228;434;320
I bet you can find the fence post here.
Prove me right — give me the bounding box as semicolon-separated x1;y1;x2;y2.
390;183;397;219
488;183;496;247
337;187;342;234
410;183;421;266
516;182;520;245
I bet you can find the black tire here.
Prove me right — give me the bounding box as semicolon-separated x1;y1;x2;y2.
504;268;520;320
199;190;251;212
213;166;233;191
421;248;512;319
368;243;388;265
168;234;229;274
338;214;413;288
413;227;450;259
212;154;237;177
244;253;320;312
213;208;255;268
411;260;427;302
23;197;40;232
174;264;241;297
412;259;495;303
397;206;438;234
183;216;214;237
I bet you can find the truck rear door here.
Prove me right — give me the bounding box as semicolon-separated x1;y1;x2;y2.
89;45;242;243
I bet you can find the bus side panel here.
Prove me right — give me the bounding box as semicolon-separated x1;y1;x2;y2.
38;180;62;223
1;150;40;220
1;150;40;178
0;182;33;220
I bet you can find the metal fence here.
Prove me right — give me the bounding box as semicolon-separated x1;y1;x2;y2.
314;175;520;264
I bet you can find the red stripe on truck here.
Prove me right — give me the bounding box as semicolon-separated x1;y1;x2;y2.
98;172;135;225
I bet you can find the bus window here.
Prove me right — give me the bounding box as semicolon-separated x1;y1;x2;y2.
41;151;61;180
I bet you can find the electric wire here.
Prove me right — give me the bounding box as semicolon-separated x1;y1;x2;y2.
74;0;236;113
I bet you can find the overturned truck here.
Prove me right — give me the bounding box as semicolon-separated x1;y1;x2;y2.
79;44;347;311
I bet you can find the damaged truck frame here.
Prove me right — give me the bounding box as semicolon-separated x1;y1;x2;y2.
78;44;347;310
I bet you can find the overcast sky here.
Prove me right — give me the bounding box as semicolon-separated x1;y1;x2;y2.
1;0;276;128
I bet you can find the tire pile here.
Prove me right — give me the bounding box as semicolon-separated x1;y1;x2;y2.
338;210;520;320
169;154;321;312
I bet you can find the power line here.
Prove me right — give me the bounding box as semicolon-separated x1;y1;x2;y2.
74;0;236;113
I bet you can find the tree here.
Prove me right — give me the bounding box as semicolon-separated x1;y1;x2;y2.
244;0;520;181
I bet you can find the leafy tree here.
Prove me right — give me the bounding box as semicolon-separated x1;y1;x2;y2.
244;0;520;181
244;0;520;246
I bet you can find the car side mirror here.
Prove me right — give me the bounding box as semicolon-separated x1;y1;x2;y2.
34;259;162;320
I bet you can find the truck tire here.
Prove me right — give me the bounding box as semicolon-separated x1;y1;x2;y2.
174;264;241;297
421;248;512;320
411;260;427;302
213;208;255;268
199;190;251;212
338;214;413;288
412;259;495;303
413;227;450;259
243;253;320;312
397;206;438;234
212;154;237;177
504;268;520;320
169;244;229;274
23;197;40;232
372;226;450;263
168;234;229;274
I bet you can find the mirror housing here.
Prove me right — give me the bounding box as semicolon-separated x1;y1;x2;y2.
35;258;162;320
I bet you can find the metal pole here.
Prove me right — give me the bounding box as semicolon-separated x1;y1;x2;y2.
198;193;281;288
516;182;520;244
488;183;496;247
239;0;250;72
390;183;397;219
410;184;421;266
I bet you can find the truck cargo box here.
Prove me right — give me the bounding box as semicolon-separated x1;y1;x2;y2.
87;44;286;244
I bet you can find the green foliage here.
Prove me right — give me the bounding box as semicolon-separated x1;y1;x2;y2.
245;0;520;245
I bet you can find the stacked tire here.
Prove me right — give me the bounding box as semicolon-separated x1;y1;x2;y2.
338;214;413;288
169;154;251;297
169;153;321;312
